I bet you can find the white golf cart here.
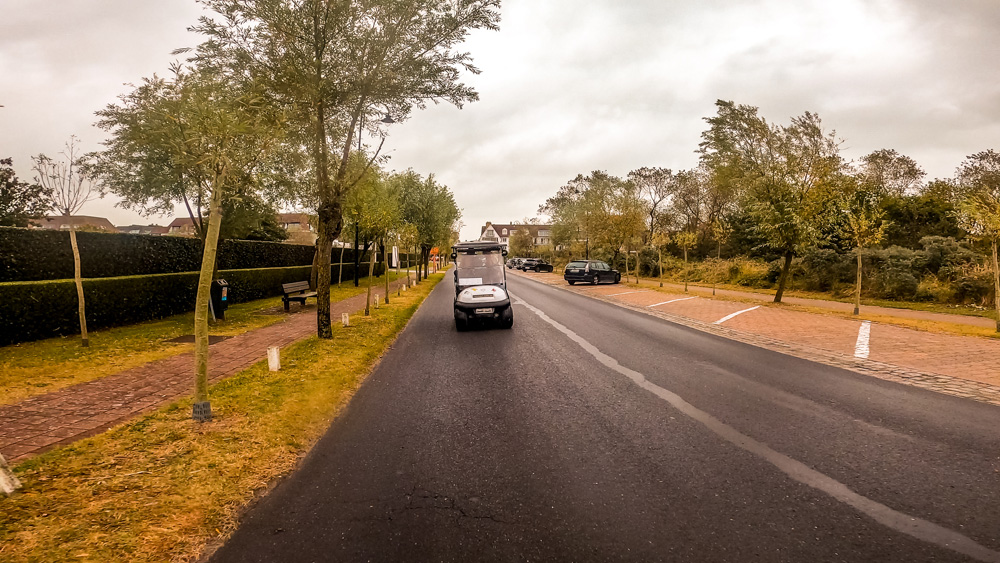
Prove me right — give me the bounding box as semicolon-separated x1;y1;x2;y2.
451;241;514;331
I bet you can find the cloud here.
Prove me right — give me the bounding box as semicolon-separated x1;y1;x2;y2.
3;0;1000;238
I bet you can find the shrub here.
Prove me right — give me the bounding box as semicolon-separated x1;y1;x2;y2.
0;263;386;346
0;227;375;282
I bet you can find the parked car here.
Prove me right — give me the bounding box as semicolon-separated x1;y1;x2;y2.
563;260;620;285
520;258;554;272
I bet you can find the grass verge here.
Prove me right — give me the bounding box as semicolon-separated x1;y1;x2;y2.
0;272;442;563
0;272;409;407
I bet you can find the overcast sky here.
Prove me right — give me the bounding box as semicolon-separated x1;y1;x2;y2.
3;0;999;240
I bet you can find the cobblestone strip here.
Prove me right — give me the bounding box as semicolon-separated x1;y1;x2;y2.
0;277;415;463
516;272;1000;408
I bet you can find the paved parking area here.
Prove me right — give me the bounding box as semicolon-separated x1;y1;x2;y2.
513;270;1000;406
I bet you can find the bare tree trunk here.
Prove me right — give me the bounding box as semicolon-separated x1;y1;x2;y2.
658;248;663;288
365;246;376;315
713;242;721;296
69;228;89;347
338;244;346;286
854;246;863;316
396;237;402;296
774;250;794;303
310;243;319;290
384;240;390;304
992;238;1000;333
313;95;337;340
353;226;361;287
193;184;224;417
683;247;689;293
405;247;412;285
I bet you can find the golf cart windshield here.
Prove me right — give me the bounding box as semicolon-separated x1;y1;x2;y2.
455;252;505;286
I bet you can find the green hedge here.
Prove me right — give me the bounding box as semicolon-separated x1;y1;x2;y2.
0;263;387;346
0;227;382;282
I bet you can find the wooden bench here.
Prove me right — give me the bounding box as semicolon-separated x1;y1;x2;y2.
281;281;318;311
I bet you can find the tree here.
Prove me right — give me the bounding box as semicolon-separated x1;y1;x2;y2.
0;158;51;227
710;218;733;295
857;149;925;198
699;100;844;303
651;232;671;287
90;72;297;245
675;230;698;293
508;222;535;257
33;136;98;347
838;184;889;315
398;172;460;281
99;64;282;419
193;0;500;339
627;167;675;244
350;166;400;315
954;150;1000;332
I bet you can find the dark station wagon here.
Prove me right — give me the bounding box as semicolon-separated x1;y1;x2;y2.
563;260;621;285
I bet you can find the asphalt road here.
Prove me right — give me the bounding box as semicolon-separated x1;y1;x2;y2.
210;273;1000;563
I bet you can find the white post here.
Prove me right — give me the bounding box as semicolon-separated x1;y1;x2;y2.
342;313;350;327
0;453;21;495
267;346;280;372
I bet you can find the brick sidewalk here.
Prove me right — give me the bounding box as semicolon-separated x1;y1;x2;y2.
0;277;418;463
513;270;1000;407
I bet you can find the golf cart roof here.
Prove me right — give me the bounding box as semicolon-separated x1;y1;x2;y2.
453;241;506;253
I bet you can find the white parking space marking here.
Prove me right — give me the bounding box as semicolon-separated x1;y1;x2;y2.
855;321;872;359
606;291;645;297
513;296;1000;563
648;296;697;307
713;306;760;325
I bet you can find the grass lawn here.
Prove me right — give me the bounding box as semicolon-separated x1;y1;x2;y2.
0;272;442;563
0;272;410;407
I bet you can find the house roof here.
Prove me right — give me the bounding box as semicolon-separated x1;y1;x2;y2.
167;217;196;228
39;216;117;231
278;212;312;224
480;222;552;237
117;224;169;235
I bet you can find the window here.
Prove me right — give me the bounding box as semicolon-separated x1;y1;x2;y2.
502;228;507;235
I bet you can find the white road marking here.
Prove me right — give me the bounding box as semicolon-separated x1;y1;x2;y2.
648;296;697;307
606;290;645;297
713;306;760;325
855;321;872;359
512;296;1000;563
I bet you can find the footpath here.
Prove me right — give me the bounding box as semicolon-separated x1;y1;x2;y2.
512;270;1000;407
0;277;416;463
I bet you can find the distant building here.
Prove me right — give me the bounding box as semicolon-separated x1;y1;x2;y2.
278;212;317;245
117;224;169;236
166;217;199;237
37;215;117;232
479;221;553;250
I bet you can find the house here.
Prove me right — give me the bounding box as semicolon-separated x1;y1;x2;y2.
117;224;169;236
38;215;118;232
479;221;553;250
166;217;199;237
278;212;317;245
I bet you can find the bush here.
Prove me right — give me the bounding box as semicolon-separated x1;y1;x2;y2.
0;263;386;346
0;227;374;282
866;246;920;300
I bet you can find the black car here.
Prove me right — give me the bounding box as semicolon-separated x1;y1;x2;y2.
520;258;554;273
563;260;620;285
